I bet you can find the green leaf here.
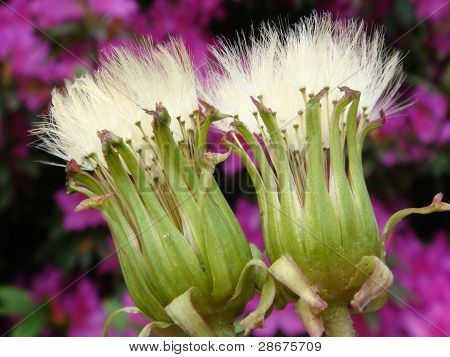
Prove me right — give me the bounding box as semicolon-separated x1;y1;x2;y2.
104;299;129;331
10;310;47;337
0;286;36;316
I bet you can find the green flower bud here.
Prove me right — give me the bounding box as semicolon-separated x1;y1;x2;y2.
34;38;269;336
64;104;268;336
225;89;450;336
202;14;450;336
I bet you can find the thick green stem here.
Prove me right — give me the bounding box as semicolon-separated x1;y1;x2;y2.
210;319;236;337
322;303;355;337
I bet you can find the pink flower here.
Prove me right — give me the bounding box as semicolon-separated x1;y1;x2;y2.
30;266;105;336
375;85;449;166
97;236;121;275
122;292;149;326
410;0;449;23
354;231;450;336
245;296;304;336
407;86;449;145
147;0;224;67
28;0;83;28
207;128;246;176
54;189;105;232
61;280;105;336
234;197;264;250
87;0;138;21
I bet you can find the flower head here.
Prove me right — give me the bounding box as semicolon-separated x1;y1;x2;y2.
204;13;404;148
35;39;262;337
206;13;449;336
34;39;199;166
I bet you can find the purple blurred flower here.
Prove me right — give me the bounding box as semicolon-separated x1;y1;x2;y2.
375;85;449;166
245;296;304;336
147;0;224;66
54;189;105;232
87;0;138;21
28;0;83;28
61;279;105;336
97;236;121;275
408;86;449;145
319;0;358;19
234;197;264;250
30;266;105;336
410;0;449;23
0;1;52;80
207;128;247;176
355;231;450;336
122;292;149;326
31;265;63;301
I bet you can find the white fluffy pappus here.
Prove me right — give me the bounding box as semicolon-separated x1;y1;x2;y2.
203;13;405;148
34;39;199;166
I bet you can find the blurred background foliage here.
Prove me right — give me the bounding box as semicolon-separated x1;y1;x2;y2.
0;0;448;336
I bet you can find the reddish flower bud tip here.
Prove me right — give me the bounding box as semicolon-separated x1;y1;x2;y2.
379;109;387;124
97;129;111;143
312;87;329;101
250;96;272;114
339;86;360;99
66;159;81;174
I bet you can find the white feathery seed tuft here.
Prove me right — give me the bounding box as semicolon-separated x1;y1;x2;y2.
34;39;199;166
203;13;404;148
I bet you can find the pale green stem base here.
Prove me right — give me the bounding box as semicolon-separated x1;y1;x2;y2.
210;319;235;337
321;303;355;337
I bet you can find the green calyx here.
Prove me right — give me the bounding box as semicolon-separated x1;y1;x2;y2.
225;86;450;336
227;88;383;304
67;102;266;336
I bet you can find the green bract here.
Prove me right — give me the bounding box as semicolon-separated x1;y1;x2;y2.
66;103;266;337
224;87;450;336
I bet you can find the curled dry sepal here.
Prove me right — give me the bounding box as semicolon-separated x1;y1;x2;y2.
34;13;450;337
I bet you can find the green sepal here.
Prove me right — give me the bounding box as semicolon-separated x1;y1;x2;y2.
230;121;283;262
197;99;230;153
104;306;142;337
100;206;170;321
108;133;210;297
138;321;173;337
149;104;199;193
328;91;365;275
347;256;393;312
102;138;190;304
356;110;386;156
295;298;324;337
165;288;216;337
250;98;304;263
240;274;276;336
352;291;390;314
225;258;266;312
344;88;380;257
303;93;342;290
382;193;450;247
269;255;327;312
69;162;169;321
